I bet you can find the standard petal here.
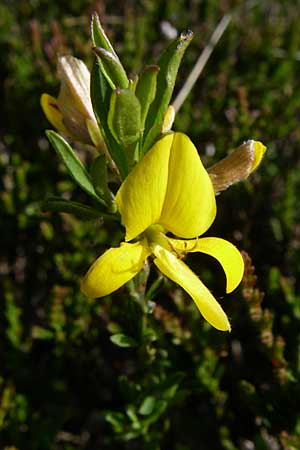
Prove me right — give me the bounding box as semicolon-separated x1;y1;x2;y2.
168;237;244;293
40;93;68;133
81;241;150;298
159;133;216;238
152;245;230;331
116;134;173;241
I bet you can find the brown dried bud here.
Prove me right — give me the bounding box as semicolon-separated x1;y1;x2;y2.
207;140;266;194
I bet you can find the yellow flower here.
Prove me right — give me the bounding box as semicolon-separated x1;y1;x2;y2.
41;56;102;147
81;132;247;331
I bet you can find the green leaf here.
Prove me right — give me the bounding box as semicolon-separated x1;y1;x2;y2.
91;14;128;90
110;333;138;348
91;13;118;57
161;372;184;399
143;31;193;150
142;123;163;154
90;59;128;179
143;400;168;426
46;131;103;202
138;396;156;416
42;197;118;221
126;405;140;426
90;154;113;206
105;411;126;433
93;47;129;89
108;88;141;147
135;65;160;129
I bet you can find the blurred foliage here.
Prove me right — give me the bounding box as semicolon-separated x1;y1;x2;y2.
1;0;300;449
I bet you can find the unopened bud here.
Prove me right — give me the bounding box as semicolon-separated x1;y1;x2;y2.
207;140;266;195
41;55;102;147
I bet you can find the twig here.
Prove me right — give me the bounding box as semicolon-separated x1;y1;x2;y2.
172;13;232;114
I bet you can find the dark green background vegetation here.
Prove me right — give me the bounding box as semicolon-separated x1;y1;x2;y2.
1;0;300;448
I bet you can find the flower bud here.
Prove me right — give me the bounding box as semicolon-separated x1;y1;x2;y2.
207;140;266;194
41;55;102;147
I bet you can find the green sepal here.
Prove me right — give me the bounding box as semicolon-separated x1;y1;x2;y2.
93;46;129;89
108;88;141;147
135;65;160;130
46;130;104;203
90;59;128;179
143;30;193;150
90;154;114;207
42;197;118;221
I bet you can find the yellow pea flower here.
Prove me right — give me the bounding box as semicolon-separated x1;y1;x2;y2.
81;132;247;331
41;55;102;147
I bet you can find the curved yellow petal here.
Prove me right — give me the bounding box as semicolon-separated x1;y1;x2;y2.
250;141;267;173
116;134;173;241
168;237;244;293
40;93;68;133
159;133;216;238
81;241;150;298
152;245;230;331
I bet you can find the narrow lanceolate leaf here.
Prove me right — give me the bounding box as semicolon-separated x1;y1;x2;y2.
143;31;193;146
93;47;129;89
91;14;128;90
135;65;160;129
91;12;118;57
46;130;102;202
90;59;128;179
42;197;117;221
108;88;141;147
207;140;266;195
